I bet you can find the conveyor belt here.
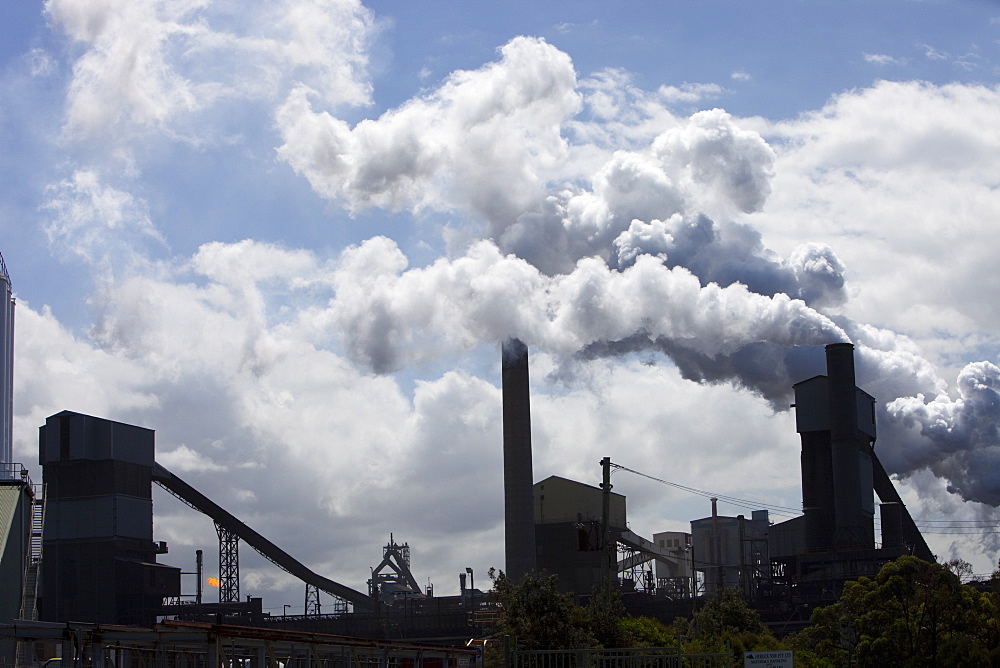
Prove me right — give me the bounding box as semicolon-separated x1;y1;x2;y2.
152;462;378;611
870;450;935;562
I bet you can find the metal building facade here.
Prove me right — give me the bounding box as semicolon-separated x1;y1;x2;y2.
0;480;31;622
533;475;626;596
38;411;180;625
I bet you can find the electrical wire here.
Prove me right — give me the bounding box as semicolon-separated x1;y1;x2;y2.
609;462;803;519
610;461;1000;536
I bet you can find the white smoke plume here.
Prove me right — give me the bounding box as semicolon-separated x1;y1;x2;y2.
274;38;1000;514
324;236;847;373
14;0;1000;593
886;362;1000;506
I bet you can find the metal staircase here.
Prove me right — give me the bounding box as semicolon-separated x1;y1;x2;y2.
15;484;45;666
19;485;45;619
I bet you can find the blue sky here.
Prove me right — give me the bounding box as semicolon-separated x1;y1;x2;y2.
2;0;1000;611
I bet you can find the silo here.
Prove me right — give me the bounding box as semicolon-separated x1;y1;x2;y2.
501;338;536;581
0;253;13;471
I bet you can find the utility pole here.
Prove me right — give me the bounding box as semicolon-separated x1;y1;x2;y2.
600;457;613;588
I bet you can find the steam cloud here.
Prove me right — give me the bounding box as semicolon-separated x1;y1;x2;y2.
23;3;1000;588
273;37;1000;511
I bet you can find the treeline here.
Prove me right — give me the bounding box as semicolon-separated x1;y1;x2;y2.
487;556;1000;666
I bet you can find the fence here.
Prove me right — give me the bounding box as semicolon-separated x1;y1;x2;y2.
0;619;477;668
504;643;728;668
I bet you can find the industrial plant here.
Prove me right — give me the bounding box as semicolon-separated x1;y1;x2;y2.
0;251;935;663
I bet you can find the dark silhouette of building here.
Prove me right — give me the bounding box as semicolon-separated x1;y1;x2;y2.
38;411;179;625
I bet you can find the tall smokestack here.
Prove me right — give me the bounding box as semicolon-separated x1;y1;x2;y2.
826;343;873;549
502;338;536;581
0;252;13;472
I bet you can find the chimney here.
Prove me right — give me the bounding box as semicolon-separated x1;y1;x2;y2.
502;338;536;581
826;343;871;549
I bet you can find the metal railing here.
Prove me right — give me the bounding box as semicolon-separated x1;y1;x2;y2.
507;645;728;668
1;619;477;668
0;463;30;484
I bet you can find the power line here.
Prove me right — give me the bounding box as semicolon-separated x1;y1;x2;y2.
610;461;1000;536
609;462;802;519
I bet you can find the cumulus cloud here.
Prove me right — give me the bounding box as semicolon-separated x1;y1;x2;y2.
500;110;776;275
276;36;579;224
15;2;1000;598
274;38;1000;528
46;0;376;142
753;81;1000;341
276;37;771;277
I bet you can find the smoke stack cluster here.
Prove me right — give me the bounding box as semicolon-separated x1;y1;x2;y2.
501;338;536;581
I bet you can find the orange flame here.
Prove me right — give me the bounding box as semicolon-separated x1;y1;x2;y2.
207;577;221;588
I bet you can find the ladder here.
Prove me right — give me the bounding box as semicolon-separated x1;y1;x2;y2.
15;484;45;665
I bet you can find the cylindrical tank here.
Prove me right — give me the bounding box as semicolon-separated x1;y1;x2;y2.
0;255;13;470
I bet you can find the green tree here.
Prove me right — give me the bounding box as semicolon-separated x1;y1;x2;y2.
585;584;635;648
487;568;594;650
619;616;677;648
685;587;783;662
791;555;1000;667
691;587;767;638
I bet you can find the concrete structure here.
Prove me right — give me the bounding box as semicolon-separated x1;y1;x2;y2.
0;253;13;472
691;501;769;597
38;411;180;625
502;339;536;581
651;531;693;597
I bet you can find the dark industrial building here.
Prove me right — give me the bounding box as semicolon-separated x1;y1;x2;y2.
508;342;935;618
38;411;180;625
0;340;935;642
0;471;33;623
534;475;626;594
766;343;933;605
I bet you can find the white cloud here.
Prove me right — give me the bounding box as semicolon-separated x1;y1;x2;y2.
13;2;1000;604
276;36;580;227
42;170;164;265
921;43;950;61
864;53;901;66
158;443;227;473
27;48;57;77
656;82;725;104
752;81;1000;346
45;0;376;142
